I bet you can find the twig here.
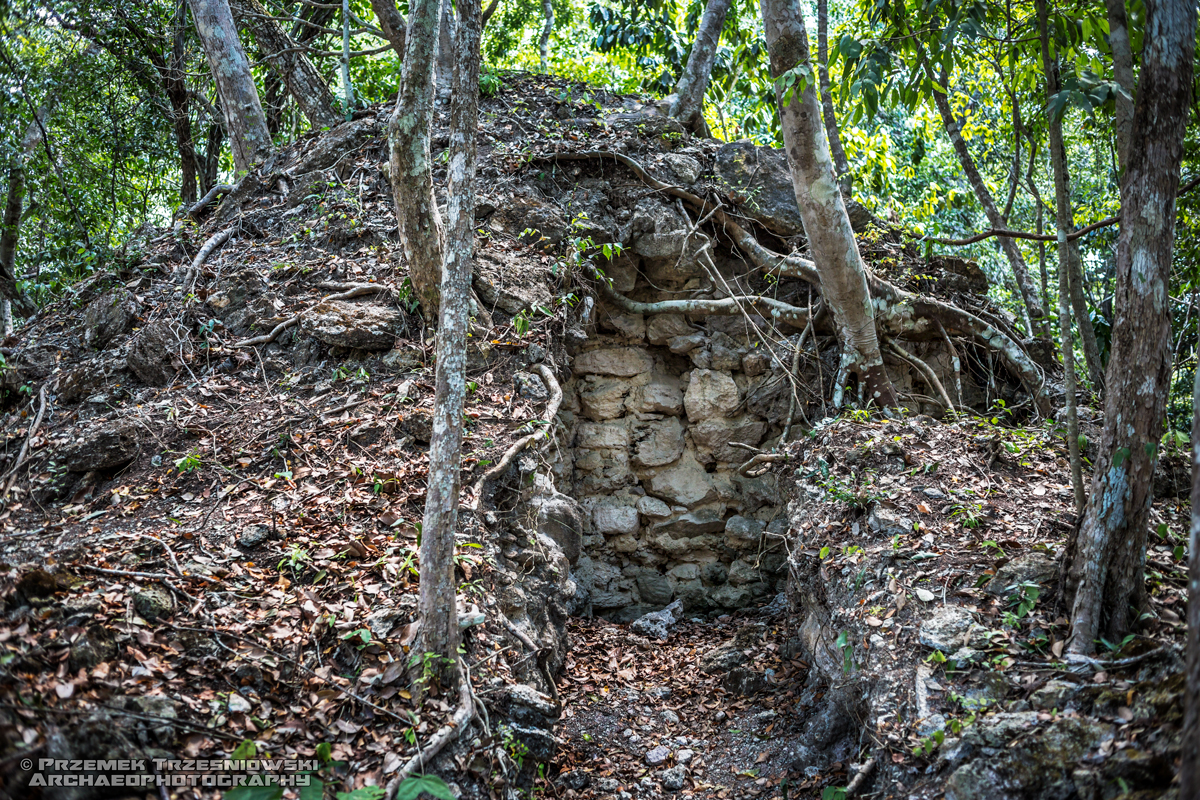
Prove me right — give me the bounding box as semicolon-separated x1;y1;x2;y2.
471;364;562;507
935;319;963;409
845;756;877;797
233;284;384;347
738;453;787;477
383;660;475;800
77;564;221;585
1;384;48;500
781;311;815;444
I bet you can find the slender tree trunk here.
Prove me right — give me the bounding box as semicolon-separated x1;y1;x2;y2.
169;0;200;204
760;0;896;407
417;0;482;692
229;0;340;130
933;85;1049;339
1185;340;1200;799
389;0;444;317
1060;247;1084;513
0;109;50;333
435;0;456;101
538;0;555;72
668;0;730;132
1037;0;1105;389
816;0;850;192
1067;0;1196;657
1105;0;1136;176
370;0;407;58
189;0;272;173
201;120;224;193
341;0;354;119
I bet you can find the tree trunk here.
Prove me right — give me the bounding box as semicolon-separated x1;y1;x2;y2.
1184;343;1200;799
341;0;354;120
1105;0;1136;176
435;0;456;100
169;0;200;204
816;0;850;192
229;0;340;130
417;0;482;693
538;0;555;72
760;0;896;407
668;0;730;132
1037;0;1105;390
1066;0;1195;657
201;120;224;193
0;111;51;335
370;0;407;58
1060;241;1085;514
189;0;272;173
389;0;445;318
933;85;1049;339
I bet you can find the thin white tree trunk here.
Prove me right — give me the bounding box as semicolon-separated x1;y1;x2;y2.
760;0;896;407
189;0;272;173
341;0;354;120
388;0;445;317
1105;0;1136;176
417;0;483;692
538;0;554;72
668;0;730;131
816;0;850;191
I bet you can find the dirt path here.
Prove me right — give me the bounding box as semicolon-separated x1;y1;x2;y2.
547;603;848;800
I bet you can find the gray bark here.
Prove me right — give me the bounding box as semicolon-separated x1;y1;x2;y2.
816;0;850;191
370;0;407;57
341;0;354;120
435;0;456;101
1037;0;1105;389
538;0;555;73
0;111;49;326
1105;0;1136;176
934;85;1049;339
668;0;731;132
417;0;482;692
229;0;340;130
189;0;272;173
1067;0;1196;656
760;0;896;407
1186;332;1200;799
389;0;444;317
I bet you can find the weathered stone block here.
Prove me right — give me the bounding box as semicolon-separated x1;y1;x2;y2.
646;314;694;345
691;415;768;463
301;300;402;350
632;417;685;468
684;369;738;422
574;347;654;377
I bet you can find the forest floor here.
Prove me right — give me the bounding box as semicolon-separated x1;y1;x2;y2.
0;73;1194;800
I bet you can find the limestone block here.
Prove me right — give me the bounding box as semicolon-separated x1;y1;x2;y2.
579;377;630;420
84;289;138;349
710;583;753;608
684;369;738;422
691;415;768;464
610;533;640;553
710;332;743;372
631;417;685;468
629;372;683;416
646;314;694;345
724;515;766;550
593;502;640;536
644;447;716;506
649;504;726;538
634;568;674;605
667;563;701;581
574;347;654;377
301;300;402;350
727;559;761;587
668;333;706;354
742;351;769;377
604;312;646;340
576;420;630;450
636;496;672;518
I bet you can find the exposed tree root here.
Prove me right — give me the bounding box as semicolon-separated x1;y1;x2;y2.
383;663;474;800
887;339;956;413
541;151;1052;415
471;363;563;507
232;284;384;347
1;384;47;501
845;756;878;797
182;227;235;292
185;183;235;220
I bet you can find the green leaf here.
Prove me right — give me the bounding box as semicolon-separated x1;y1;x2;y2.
394;775;456;800
298;777;325;800
1112;447;1131;468
316;742;333;764
819;546;831;559
231;740;258;761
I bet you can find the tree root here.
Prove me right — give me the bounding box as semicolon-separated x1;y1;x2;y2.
541;150;1052;415
887;339;956;413
738;452;788;477
185;183;235;221
845;756;877;797
383;662;474;800
470;363;563;507
1;384;47;501
232;284;385;347
182;227;235;292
